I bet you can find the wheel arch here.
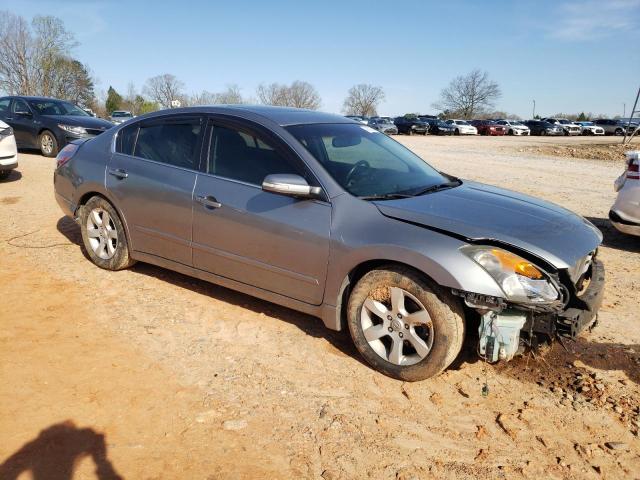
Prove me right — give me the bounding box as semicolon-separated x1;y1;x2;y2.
74;190;134;254
332;259;444;332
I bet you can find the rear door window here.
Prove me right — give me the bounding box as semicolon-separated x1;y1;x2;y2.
133;117;202;170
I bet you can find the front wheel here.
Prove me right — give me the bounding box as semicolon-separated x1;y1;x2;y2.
80;196;135;271
39;130;59;157
347;266;465;381
615;128;624;136
454;129;460;135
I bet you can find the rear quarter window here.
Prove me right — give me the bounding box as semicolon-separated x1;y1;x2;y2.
116;125;138;155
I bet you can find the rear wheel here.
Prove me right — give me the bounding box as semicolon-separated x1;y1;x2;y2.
540;130;546;136
454;129;460;135
508;129;514;135
80;196;135;271
39;130;58;157
347;266;465;381
615;128;624;136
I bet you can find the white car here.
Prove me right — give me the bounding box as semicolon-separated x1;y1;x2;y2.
445;119;477;135
495;119;530;136
610;151;640;236
0;120;18;180
109;110;134;124
576;121;605;135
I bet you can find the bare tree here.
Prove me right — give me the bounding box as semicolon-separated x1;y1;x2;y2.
256;83;288;106
0;11;82;98
214;84;244;104
342;84;385;117
432;69;501;119
143;73;185;109
256;81;321;109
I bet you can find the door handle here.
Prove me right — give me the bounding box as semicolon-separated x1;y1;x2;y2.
108;168;128;179
196;195;222;209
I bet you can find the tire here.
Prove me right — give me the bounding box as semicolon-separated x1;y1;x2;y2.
347;266;465;381
454;129;460;135
540;130;546;136
508;129;514;136
615;128;623;136
39;130;59;157
80;196;135;271
407;129;413;136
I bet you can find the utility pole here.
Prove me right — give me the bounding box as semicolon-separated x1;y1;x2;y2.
623;103;626;118
622;85;640;144
532;100;536;119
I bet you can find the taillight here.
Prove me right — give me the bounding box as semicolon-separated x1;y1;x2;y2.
56;143;79;168
626;151;639;180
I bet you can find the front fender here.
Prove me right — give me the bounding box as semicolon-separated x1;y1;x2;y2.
324;195;505;309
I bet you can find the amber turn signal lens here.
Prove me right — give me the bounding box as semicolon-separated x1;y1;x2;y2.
491;249;543;279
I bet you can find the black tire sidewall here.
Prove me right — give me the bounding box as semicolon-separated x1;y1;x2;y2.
347;267;464;381
80;196;133;270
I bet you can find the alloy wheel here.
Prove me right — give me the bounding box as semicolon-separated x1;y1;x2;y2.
360;286;434;366
41;134;54;155
86;207;118;259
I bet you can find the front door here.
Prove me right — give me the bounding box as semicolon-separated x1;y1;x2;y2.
106;115;204;266
192;120;331;305
8;98;37;147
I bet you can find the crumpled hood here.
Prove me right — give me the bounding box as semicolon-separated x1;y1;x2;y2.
375;181;602;269
45;115;114;130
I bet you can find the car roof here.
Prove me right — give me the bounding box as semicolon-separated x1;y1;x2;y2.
5;95;66;102
134;105;355;127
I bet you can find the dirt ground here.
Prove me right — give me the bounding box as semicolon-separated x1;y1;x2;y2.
1;135;639;480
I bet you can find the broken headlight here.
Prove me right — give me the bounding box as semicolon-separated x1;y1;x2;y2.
463;246;559;304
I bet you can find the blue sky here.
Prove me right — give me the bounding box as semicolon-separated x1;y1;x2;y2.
3;0;639;117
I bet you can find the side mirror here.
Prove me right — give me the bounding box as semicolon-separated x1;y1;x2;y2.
262;174;322;199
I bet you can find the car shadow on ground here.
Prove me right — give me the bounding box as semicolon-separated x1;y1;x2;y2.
0;169;22;183
586;216;640;253
55;216;364;366
0;420;122;480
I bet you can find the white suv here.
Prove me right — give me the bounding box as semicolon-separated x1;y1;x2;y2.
541;118;582;135
610;151;640;236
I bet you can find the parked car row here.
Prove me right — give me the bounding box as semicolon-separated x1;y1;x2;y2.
348;114;638;138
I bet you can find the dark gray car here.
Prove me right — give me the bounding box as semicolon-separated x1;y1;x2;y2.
53;106;604;381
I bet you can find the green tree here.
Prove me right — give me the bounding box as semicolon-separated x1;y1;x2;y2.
105;86;122;114
577;112;587;121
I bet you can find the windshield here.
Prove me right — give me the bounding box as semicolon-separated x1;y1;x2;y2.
455;120;469;125
112;112;132;117
287;123;448;197
29;100;89;116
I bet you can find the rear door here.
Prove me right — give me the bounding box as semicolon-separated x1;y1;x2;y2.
192;118;331;305
106;115;204;266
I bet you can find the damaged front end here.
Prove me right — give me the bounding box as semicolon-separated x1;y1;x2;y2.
453;247;605;363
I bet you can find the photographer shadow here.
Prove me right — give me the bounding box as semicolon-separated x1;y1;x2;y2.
0;420;122;480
